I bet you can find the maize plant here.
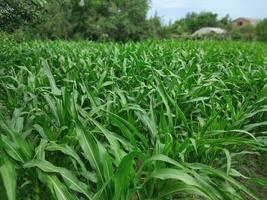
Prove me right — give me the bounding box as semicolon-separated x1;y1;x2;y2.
0;40;267;200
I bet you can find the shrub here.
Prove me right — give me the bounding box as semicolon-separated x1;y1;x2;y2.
256;19;267;42
231;25;256;41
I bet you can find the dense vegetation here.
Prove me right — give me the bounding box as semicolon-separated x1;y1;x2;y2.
0;40;267;199
0;0;151;41
1;0;266;42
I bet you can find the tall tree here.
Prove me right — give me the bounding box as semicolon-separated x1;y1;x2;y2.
0;0;151;41
113;0;149;41
184;12;218;33
0;0;44;32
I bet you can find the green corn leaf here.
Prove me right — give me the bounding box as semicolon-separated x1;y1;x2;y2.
41;174;79;200
0;155;17;200
24;159;92;199
41;59;61;96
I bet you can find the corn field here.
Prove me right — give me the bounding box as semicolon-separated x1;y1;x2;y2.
0;40;267;200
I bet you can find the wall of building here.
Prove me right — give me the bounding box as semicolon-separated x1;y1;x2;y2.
232;19;251;29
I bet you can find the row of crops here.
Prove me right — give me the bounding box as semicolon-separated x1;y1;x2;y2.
0;40;267;199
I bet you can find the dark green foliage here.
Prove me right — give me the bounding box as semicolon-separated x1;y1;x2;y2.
169;12;231;37
256;19;267;42
145;14;170;39
0;0;44;32
218;14;232;29
231;25;256;41
0;0;265;42
183;12;219;33
0;0;151;41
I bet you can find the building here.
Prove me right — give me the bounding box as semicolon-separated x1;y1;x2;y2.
232;18;259;29
192;27;226;37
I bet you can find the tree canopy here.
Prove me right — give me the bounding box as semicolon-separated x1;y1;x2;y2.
1;0;151;41
0;0;44;32
0;1;266;42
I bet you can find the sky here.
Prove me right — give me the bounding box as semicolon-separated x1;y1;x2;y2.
148;0;267;23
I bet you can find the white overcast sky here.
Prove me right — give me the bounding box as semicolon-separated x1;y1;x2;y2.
148;0;267;23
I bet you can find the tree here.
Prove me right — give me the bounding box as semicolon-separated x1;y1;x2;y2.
169;12;231;37
169;18;189;36
169;12;225;35
111;0;149;41
218;14;231;29
0;0;151;41
183;12;218;33
146;13;169;39
52;0;149;41
0;0;44;32
34;0;74;40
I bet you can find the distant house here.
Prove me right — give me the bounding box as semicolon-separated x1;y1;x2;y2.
232;18;259;29
192;27;226;37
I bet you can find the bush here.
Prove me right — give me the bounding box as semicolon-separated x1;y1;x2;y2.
231;25;256;41
0;31;11;42
256;19;267;42
0;28;35;42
